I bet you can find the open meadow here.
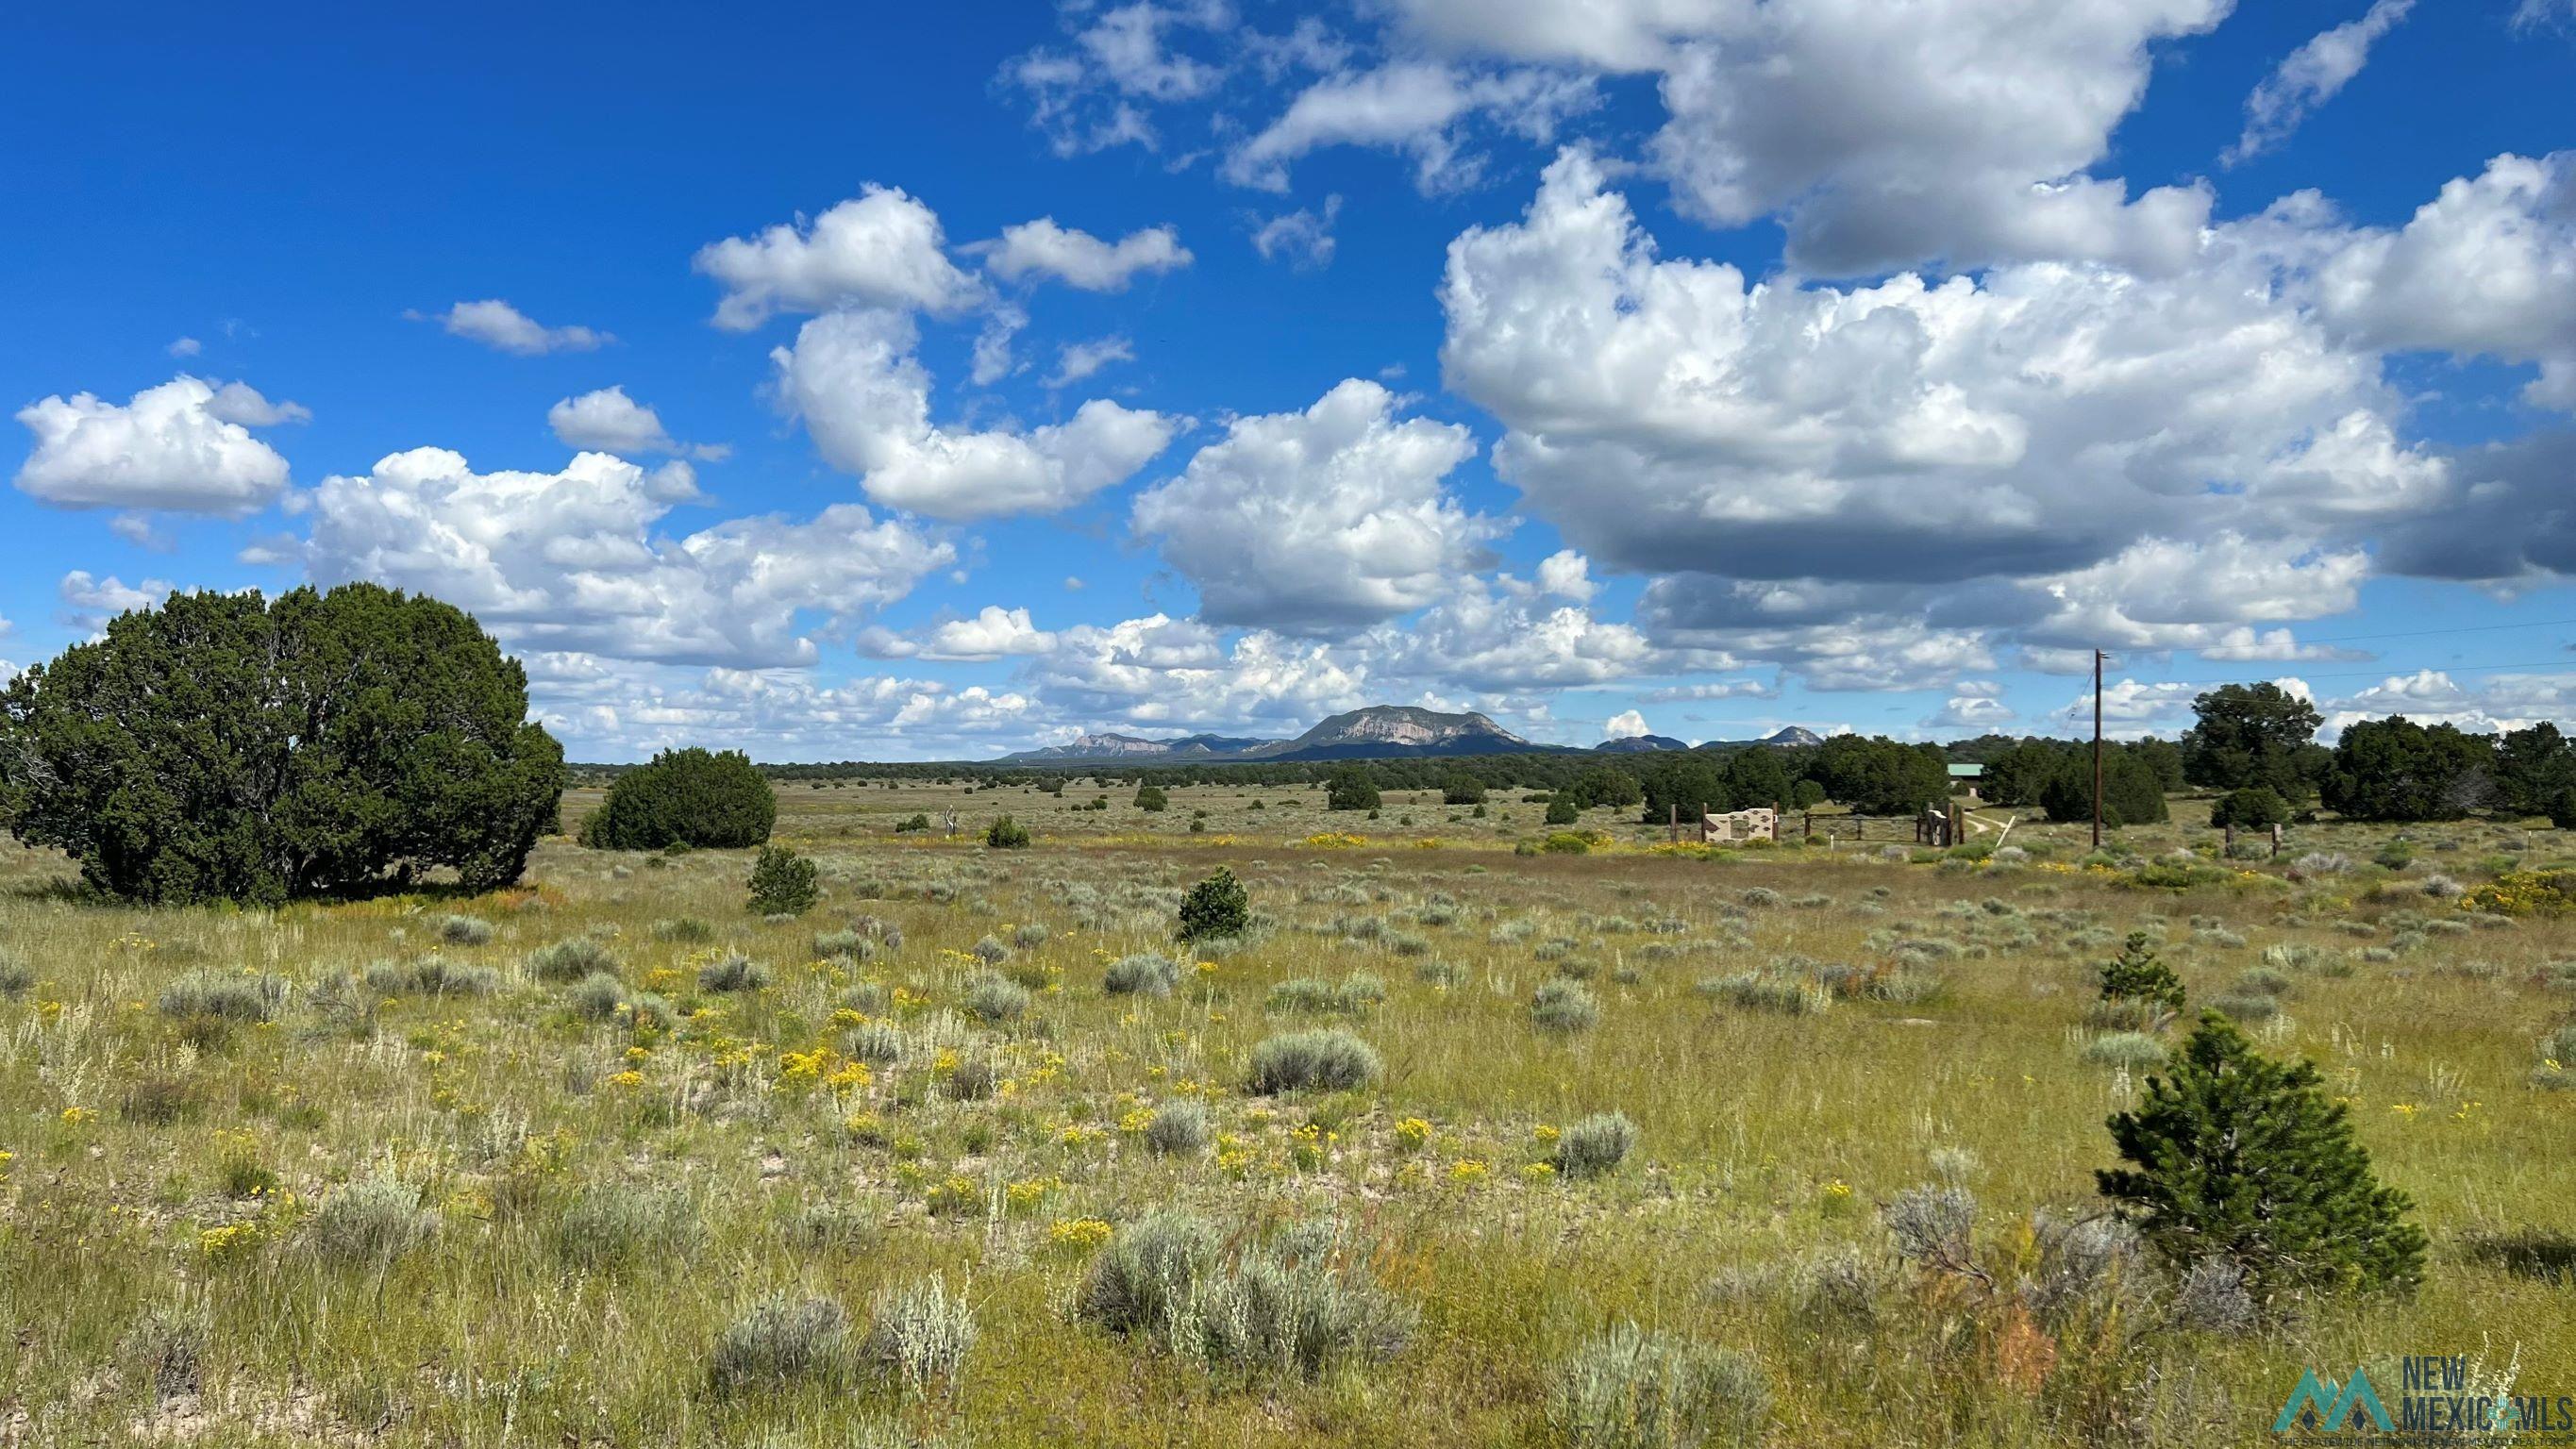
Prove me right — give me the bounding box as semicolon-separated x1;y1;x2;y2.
5;779;2573;1446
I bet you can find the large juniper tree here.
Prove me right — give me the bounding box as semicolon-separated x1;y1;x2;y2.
2098;1012;2425;1305
0;584;564;905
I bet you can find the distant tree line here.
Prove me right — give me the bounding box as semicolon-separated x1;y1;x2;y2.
722;678;2576;829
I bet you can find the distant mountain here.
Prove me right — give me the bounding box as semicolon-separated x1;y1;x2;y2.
987;708;1815;765
1595;734;1690;753
1249;706;1542;761
990;706;1564;764
994;730;1275;764
1694;724;1829;752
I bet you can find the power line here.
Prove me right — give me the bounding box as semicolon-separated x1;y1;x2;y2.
2269;617;2576;646
2104;658;2576;691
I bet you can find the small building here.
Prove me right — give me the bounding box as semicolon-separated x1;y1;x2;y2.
1948;762;1984;801
1700;807;1779;844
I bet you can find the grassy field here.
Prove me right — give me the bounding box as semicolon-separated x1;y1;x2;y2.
4;779;2572;1446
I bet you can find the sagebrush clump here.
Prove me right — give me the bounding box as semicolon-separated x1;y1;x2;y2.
1547;1322;1770;1449
1074;1212;1414;1379
1248;1029;1381;1093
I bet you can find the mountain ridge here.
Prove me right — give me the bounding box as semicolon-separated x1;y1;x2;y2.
993;708;1824;764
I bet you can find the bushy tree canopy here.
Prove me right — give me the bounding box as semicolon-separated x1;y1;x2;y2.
2183;684;2324;800
2210;787;2291;830
2322;716;2497;822
1324;766;1380;812
2040;749;2170;826
1439;771;1486;806
579;747;777;850
2493;723;2575;819
1808;737;1953;816
1565;764;1642;811
0;584;563;905
1639;757;1728;824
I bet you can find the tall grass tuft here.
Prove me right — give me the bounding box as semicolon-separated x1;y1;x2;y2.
1546;1322;1770;1449
305;1174;436;1266
527;937;616;984
1074;1212;1413;1379
157;971;285;1024
860;1277;977;1393
711;1294;851;1392
550;1182;700;1268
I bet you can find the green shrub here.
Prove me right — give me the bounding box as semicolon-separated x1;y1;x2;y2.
1133;784;1168;813
1546;1323;1770;1449
1555;1112;1636;1177
437;914;495;946
814;928;876;962
2210;787;2291;830
985;816;1031;850
1531;979;1600;1034
579;747;775;851
1325;767;1380;812
1543;831;1594;855
1248;1029;1381;1093
1177;868;1250;942
1546;797;1581;826
157;971;286;1024
697;951;769;993
2081;1031;2168;1069
1266;973;1381;1015
746;844;818;915
710;1294;851;1392
527;935;616;983
551;1183;700;1268
362;957;500;998
963;973;1031;1024
567;972;630;1021
1106;952;1182;997
1074;1213;1413;1379
304;1174;436;1266
2098;932;2184;1012
1698;972;1827;1016
844;1021;904;1064
859;1277;976;1391
2099;1012;2426;1305
1144;1100;1212;1156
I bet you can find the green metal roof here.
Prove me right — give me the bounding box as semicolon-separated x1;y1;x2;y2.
1947;763;1984;777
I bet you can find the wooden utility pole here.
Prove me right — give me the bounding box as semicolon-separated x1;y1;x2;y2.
2091;649;2106;851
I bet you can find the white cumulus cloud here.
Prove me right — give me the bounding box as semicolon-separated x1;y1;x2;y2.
429;300;611;355
15;375;303;515
1131;378;1505;633
694;185;981;330
980;219;1193;291
772;308;1178;521
297;447;951;669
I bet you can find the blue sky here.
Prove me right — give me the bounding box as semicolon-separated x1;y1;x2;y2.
7;0;2576;760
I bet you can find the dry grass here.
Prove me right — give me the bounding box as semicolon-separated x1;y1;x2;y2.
2;778;2571;1446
